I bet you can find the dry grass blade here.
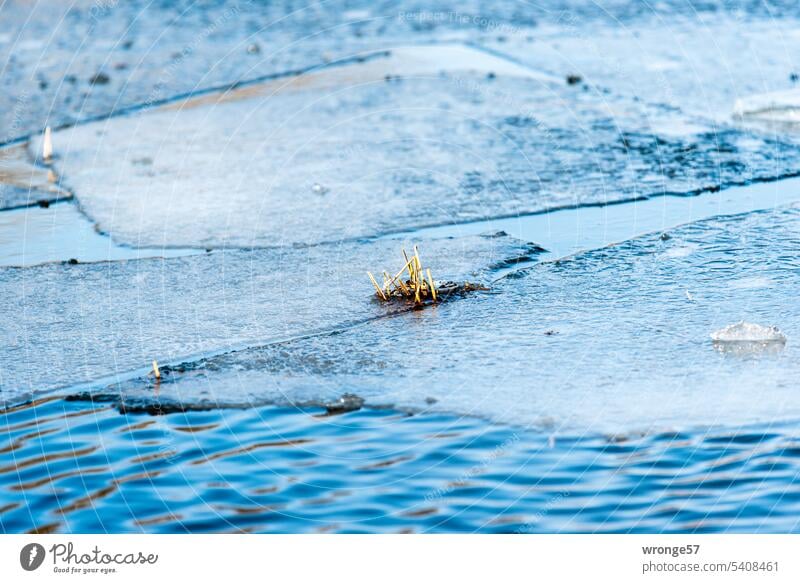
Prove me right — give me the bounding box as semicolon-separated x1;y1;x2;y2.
427;268;437;301
367;271;387;300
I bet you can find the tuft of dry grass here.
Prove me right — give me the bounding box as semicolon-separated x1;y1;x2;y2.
368;246;439;305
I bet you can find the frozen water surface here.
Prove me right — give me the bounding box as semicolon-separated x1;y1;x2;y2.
39;44;800;249
7;4;800;433
491;15;800;124
385;176;800;260
0;144;67;210
8;1;800;142
84;205;800;433
0;233;537;402
0;203;198;267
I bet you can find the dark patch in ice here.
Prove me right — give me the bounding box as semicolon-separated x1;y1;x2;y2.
88;72;110;86
323;393;366;416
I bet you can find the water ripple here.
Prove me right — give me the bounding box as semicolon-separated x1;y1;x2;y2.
1;398;799;533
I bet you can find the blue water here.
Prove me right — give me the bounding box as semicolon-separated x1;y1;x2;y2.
2;397;800;533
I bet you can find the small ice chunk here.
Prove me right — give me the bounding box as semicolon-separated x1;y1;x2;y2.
311;182;328;195
733;88;800;123
710;321;787;343
42;126;53;161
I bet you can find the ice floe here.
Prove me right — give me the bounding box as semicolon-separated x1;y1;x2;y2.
36;43;800;249
710;321;787;344
492;15;800;123
0;232;538;403
734;88;800;124
62;206;800;433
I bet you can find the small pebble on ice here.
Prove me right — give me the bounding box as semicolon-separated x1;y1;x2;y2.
89;72;110;85
710;321;787;343
311;183;329;195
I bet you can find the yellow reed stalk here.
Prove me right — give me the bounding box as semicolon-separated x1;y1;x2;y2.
392;259;414;284
152;360;161;380
414;246;422;284
367;271;387;300
393;273;411;296
403;249;414;283
415;247;425;302
383;271;397;294
389;259;414;295
427;268;437;301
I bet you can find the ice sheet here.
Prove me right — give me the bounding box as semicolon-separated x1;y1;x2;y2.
91;204;800;433
0;203;198;267
0;144;67;210
9;1;799;142
0;232;538;403
39;45;800;249
491;16;800;123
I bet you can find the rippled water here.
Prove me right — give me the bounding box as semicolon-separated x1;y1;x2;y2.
2;397;800;533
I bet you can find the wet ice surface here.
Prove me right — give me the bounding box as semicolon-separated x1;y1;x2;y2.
93;205;800;433
0;203;198;267
0;145;67;210
42;46;800;248
0;233;536;402
385;176;800;260
492;15;800;124
7;0;800;142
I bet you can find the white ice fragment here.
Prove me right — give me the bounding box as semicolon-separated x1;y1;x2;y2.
710;321;787;344
42;126;53;161
733;88;800;123
311;183;328;195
